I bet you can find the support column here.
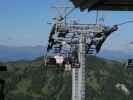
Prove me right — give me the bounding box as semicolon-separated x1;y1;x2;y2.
72;32;86;100
78;32;86;100
72;68;79;100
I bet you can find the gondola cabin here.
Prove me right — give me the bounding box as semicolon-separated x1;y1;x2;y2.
45;57;56;65
45;54;80;71
126;59;133;69
0;65;7;100
0;65;7;71
45;55;73;71
45;55;64;70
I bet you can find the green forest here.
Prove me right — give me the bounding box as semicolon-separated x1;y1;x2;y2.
0;56;133;100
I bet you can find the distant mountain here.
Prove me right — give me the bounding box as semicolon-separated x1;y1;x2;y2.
98;49;133;62
0;45;45;62
0;44;133;62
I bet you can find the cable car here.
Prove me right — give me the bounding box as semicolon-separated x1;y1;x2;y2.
126;59;133;69
0;66;7;71
45;57;56;65
0;65;7;100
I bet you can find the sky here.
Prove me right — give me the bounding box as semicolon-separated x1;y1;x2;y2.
0;0;133;51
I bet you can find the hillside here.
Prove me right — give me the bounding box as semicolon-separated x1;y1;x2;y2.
0;56;133;100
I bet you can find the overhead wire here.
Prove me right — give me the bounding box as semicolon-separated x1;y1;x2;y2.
117;20;133;26
96;8;99;24
63;7;76;18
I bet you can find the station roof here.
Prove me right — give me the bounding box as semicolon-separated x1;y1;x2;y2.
70;0;133;11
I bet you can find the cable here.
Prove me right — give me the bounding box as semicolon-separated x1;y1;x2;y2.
117;20;133;26
96;9;98;24
44;53;47;66
64;7;76;17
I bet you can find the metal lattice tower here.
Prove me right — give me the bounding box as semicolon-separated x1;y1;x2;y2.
52;23;104;100
46;14;118;100
72;32;86;100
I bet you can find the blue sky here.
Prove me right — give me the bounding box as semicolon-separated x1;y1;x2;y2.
0;0;133;51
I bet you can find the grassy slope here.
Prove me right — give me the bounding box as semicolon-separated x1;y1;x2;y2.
0;56;133;100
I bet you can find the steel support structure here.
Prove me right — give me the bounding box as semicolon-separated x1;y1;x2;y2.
46;20;115;100
72;32;86;100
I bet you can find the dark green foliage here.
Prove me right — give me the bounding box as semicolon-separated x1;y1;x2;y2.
0;56;133;100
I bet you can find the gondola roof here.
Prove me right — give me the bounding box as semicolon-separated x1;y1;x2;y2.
70;0;133;11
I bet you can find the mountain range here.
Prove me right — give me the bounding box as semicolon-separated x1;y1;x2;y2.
0;45;132;62
98;49;132;62
0;45;45;62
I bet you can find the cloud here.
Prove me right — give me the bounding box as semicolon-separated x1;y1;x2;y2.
129;41;133;44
